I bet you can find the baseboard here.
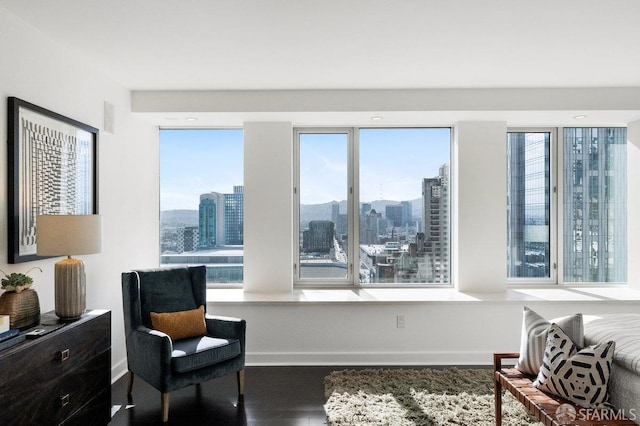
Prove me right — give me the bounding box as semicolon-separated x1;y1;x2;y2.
111;358;128;384
110;350;497;381
245;350;495;366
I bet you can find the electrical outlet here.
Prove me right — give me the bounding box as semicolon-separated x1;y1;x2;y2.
397;315;405;328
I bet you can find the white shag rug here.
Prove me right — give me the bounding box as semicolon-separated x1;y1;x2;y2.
324;368;542;426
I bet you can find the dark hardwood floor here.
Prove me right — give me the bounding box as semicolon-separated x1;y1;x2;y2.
110;366;334;426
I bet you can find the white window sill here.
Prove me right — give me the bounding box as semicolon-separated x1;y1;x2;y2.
207;286;640;304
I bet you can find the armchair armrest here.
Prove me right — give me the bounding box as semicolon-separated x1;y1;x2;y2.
205;315;246;341
126;326;174;390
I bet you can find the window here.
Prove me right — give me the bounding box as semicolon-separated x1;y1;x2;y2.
296;130;351;282
506;127;627;285
506;130;554;282
563;127;626;283
294;127;451;286
159;129;244;284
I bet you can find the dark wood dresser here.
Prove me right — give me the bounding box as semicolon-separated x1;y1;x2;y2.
0;309;111;426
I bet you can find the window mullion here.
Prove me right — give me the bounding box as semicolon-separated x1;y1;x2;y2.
350;127;359;286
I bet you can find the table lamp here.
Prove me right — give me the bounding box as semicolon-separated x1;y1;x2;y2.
36;214;102;320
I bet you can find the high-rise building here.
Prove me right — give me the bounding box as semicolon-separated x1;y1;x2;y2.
331;202;340;223
400;201;412;227
225;186;244;245
180;226;199;252
385;205;403;227
199;192;225;247
199;186;244;247
563;128;626;282
360;209;383;244
507;132;550;278
422;164;449;283
302;220;334;253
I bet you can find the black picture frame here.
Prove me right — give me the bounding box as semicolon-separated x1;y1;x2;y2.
7;97;99;263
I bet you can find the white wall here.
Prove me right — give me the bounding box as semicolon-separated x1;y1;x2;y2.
455;121;507;292
0;9;158;380
211;299;640;366
243;122;293;292
628;119;640;290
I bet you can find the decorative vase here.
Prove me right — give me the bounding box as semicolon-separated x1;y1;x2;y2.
0;288;41;330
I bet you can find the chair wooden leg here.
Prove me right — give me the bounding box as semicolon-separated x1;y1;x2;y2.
237;369;245;396
127;372;135;395
161;392;170;423
494;373;502;426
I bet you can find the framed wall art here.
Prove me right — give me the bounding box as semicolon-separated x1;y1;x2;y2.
7;97;99;263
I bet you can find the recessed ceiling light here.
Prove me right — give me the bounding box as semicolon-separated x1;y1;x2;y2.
371;116;383;121
185;117;198;121
573;115;587;119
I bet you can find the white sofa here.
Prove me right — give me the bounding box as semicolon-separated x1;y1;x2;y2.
584;314;640;425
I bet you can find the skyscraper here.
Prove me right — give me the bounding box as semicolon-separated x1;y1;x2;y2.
422;164;449;283
225;186;244;245
400;201;413;227
563;128;626;282
302;220;334;253
507;132;550;278
385;205;403;227
199;186;244;247
199;192;225;247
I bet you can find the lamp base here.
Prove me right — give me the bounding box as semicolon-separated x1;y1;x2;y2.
55;257;86;320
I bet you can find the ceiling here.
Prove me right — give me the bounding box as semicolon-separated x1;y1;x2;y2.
3;0;640;126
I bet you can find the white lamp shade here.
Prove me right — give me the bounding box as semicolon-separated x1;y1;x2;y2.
36;214;102;256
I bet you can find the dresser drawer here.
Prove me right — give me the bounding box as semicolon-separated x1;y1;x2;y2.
0;310;111;425
0;349;110;425
59;388;111;426
0;311;110;393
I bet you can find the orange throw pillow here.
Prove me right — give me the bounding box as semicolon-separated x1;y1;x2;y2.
150;305;207;341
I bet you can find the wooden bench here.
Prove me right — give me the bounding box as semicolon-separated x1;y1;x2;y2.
494;352;636;426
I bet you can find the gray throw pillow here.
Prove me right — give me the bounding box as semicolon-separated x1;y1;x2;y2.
514;306;584;375
533;323;615;408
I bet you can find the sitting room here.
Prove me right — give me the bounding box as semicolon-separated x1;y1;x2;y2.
1;1;640;425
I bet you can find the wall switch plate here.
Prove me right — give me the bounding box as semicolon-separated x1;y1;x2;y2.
397;315;405;328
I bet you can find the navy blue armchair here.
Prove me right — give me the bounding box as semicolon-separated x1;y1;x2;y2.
121;266;246;422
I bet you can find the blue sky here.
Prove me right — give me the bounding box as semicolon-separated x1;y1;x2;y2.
300;128;451;204
160;128;450;210
160;129;243;211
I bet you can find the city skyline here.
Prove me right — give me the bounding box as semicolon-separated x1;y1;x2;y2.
161;128;451;210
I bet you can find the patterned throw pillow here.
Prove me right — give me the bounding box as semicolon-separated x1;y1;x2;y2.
533;323;615;408
515;307;584;375
150;305;207;341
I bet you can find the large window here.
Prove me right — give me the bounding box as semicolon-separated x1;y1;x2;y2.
506;127;627;284
507;130;554;282
563;127;626;283
160;129;244;284
295;127;451;286
296;130;351;282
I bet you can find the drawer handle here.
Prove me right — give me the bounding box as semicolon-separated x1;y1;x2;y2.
60;394;70;408
60;349;70;362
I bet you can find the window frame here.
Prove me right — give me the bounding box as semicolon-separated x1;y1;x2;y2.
294;127;356;287
294;126;452;288
159;127;245;288
559;126;628;285
506;127;558;286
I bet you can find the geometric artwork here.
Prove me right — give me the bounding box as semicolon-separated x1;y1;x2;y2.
7;97;98;263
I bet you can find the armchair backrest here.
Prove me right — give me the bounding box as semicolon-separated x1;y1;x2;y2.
122;266;207;330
